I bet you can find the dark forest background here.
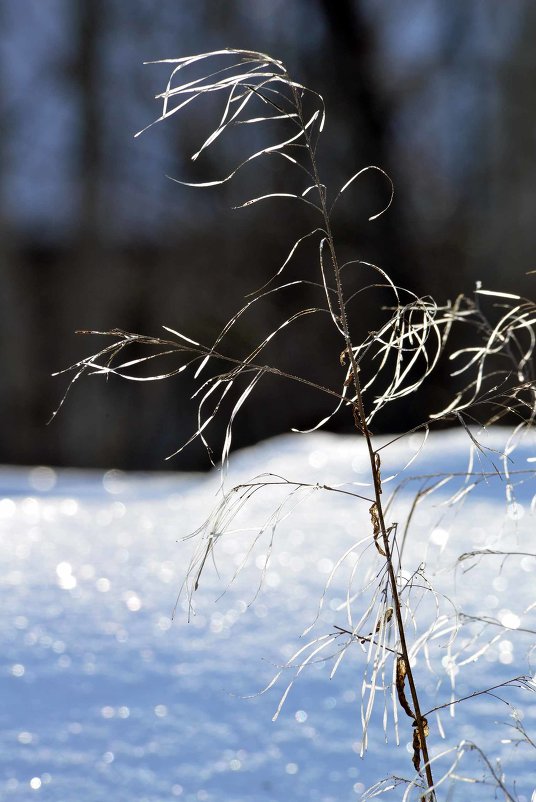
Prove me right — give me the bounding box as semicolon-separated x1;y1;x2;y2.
2;1;535;470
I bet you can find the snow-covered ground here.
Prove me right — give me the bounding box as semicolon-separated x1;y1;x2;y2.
1;429;535;801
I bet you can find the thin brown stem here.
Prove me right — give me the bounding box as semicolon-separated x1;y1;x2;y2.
423;675;529;718
333;624;402;656
292;82;437;799
74;329;346;402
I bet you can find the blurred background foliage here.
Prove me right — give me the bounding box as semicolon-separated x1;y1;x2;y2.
2;0;535;470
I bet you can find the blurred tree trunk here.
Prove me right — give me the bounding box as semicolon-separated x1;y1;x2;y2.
318;0;390;160
486;1;536;294
314;0;420;298
56;0;110;464
0;3;30;462
73;0;106;245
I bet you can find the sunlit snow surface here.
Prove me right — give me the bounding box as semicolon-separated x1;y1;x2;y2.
1;430;536;801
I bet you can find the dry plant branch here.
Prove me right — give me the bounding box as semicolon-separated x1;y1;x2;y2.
57;49;536;800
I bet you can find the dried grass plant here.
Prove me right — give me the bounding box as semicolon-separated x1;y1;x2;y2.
55;51;536;800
